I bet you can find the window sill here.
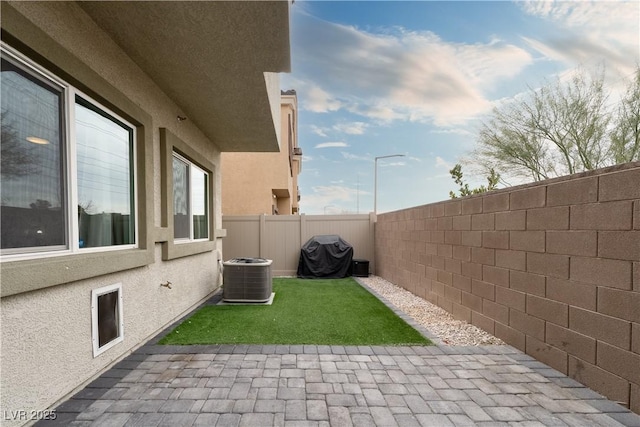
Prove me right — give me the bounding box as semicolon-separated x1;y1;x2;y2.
162;239;216;261
0;248;154;298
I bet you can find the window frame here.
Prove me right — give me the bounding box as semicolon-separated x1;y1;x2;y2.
72;94;138;252
0;21;154;298
91;282;124;357
1;45;138;261
1;46;69;256
160;128;216;261
172;151;210;244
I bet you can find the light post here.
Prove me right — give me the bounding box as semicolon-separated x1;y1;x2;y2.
323;205;334;215
356;174;360;214
374;154;405;214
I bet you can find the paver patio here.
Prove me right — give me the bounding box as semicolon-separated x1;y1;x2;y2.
36;281;640;427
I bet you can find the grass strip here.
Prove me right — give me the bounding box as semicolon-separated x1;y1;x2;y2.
159;277;431;346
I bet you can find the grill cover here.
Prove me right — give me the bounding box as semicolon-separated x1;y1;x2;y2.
297;235;354;279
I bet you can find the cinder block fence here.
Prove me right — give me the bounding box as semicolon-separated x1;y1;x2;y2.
375;161;640;412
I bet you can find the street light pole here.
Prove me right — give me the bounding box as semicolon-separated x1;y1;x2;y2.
356;174;360;214
374;154;405;214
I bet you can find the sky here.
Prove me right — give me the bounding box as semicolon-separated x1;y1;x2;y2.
280;0;640;215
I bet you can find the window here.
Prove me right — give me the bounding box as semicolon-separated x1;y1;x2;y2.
1;53;66;251
1;47;136;258
91;283;124;357
159;128;215;261
76;98;135;248
173;152;209;241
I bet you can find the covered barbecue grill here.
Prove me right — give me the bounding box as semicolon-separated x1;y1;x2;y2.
296;235;354;279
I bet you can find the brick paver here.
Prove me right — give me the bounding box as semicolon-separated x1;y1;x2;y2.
35;281;640;427
35;344;640;427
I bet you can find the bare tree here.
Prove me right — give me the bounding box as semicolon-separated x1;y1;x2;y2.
1;112;36;180
609;69;640;163
476;101;554;181
472;67;639;182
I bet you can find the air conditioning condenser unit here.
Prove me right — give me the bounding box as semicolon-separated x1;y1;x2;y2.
222;258;273;303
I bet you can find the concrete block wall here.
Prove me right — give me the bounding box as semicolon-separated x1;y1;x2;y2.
375;162;640;412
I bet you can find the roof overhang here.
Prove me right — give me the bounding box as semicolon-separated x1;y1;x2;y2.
79;1;291;152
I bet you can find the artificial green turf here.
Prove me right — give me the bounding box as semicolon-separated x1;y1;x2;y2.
159;277;431;346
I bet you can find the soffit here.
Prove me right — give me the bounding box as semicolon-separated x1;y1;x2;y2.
79;1;290;152
272;188;291;198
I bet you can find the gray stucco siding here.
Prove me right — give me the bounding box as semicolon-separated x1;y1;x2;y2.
1;3;225;426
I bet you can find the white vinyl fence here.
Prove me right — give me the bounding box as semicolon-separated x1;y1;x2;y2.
221;214;376;276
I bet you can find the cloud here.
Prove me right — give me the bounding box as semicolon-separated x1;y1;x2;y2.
288;4;639;128
341;151;372;162
309;122;369;138
435;156;454;170
520;1;639;77
299;184;359;214
347;103;404;123
290;11;534;126
315;142;349;149
302;167;321;178
310;125;328;137
430;128;475;137
306;85;342;113
333;121;369;135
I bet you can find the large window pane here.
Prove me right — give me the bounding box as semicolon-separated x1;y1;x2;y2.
76;99;134;248
173;156;190;239
191;166;208;240
1;57;66;251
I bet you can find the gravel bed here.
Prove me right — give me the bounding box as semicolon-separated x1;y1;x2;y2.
360;275;505;346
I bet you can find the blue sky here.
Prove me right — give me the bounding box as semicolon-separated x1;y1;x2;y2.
281;1;640;214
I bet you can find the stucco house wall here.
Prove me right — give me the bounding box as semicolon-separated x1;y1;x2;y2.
222;151;287;214
0;2;289;424
221;92;301;215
